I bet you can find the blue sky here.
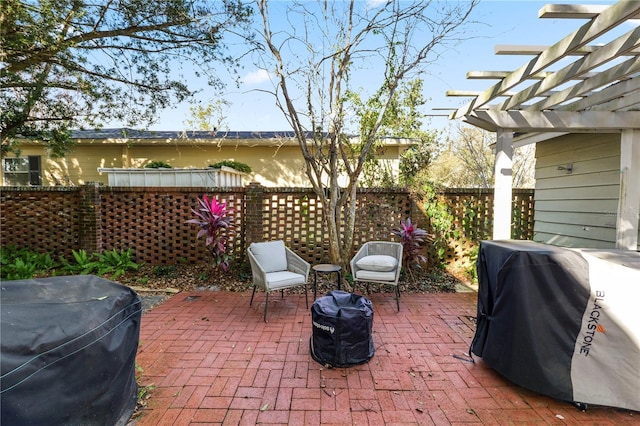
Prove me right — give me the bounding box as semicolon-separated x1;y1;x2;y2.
138;0;619;134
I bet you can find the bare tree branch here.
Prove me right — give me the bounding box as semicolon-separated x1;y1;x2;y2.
255;0;478;267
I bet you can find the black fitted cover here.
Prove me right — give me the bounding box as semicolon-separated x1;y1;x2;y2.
1;275;141;426
472;240;591;401
310;290;374;368
470;240;640;412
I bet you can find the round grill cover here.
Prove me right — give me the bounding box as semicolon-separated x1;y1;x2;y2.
1;275;141;426
310;290;374;368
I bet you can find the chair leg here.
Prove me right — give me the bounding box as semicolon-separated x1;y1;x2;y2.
314;271;318;299
395;285;401;311
304;284;308;309
264;292;269;322
250;285;257;306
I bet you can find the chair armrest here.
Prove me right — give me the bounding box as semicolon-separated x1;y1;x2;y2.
247;248;269;289
285;247;310;281
350;244;369;276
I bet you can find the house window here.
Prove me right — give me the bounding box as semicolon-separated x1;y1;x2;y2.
2;156;42;186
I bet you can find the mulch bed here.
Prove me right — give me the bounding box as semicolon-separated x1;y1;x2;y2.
114;262;472;314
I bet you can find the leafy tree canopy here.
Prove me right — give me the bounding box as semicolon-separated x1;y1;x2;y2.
346;79;438;187
1;0;253;157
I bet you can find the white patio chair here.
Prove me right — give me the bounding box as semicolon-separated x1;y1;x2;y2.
247;240;310;322
350;241;403;311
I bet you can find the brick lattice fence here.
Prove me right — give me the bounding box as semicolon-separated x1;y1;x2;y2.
0;184;533;266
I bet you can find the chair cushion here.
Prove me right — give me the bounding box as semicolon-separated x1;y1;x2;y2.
355;269;397;282
251;241;287;273
265;271;306;289
356;255;398;272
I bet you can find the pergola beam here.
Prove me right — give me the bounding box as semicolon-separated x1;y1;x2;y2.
500;26;640;111
471;110;640;132
466;70;596;80
495;44;640;56
526;56;640;111
451;1;640;119
616;130;640;249
493;129;513;240
459;114;498;132
446;2;640;249
539;4;616;19
446;90;516;97
558;77;640;112
589;92;640;112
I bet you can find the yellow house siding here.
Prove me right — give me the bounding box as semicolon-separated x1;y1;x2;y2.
3;132;410;188
55;145;124;185
533;133;621;248
121;144;309;187
1;144;124;186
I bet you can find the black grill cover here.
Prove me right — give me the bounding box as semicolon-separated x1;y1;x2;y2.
471;240;640;411
310;290;374;368
1;275;142;426
472;241;590;402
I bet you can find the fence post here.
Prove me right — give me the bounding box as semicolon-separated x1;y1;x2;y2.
244;182;265;246
408;192;427;227
78;183;102;253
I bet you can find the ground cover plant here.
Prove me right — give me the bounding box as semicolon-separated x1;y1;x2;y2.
0;246;140;281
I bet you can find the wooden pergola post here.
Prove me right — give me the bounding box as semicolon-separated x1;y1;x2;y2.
493;129;513;240
616;130;640;249
446;1;640;250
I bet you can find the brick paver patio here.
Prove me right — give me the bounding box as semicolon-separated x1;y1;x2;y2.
132;290;638;425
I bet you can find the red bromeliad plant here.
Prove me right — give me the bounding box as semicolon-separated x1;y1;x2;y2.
392;218;429;273
186;195;235;271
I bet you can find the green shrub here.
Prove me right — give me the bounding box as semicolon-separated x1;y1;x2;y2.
464;245;479;283
1;246;140;281
208;160;251;173
3;257;37;280
417;182;458;268
94;248;141;279
144;160;172;169
59;249;99;275
1;245;58;280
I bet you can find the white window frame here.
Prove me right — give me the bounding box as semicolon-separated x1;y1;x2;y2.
2;156;42;186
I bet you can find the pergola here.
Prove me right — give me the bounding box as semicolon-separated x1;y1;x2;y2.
447;1;640;249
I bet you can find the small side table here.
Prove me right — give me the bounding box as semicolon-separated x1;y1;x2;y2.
312;264;342;299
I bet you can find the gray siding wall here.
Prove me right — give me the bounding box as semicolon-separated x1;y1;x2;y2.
534;133;623;248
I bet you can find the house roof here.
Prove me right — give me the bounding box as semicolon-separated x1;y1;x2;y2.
446;2;640;144
72;129;308;140
70;129;416;146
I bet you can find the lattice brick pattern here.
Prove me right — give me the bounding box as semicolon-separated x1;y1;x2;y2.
353;190;413;248
0;187;80;259
261;191;327;264
100;188;245;265
1;186;535;266
259;189;414;264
